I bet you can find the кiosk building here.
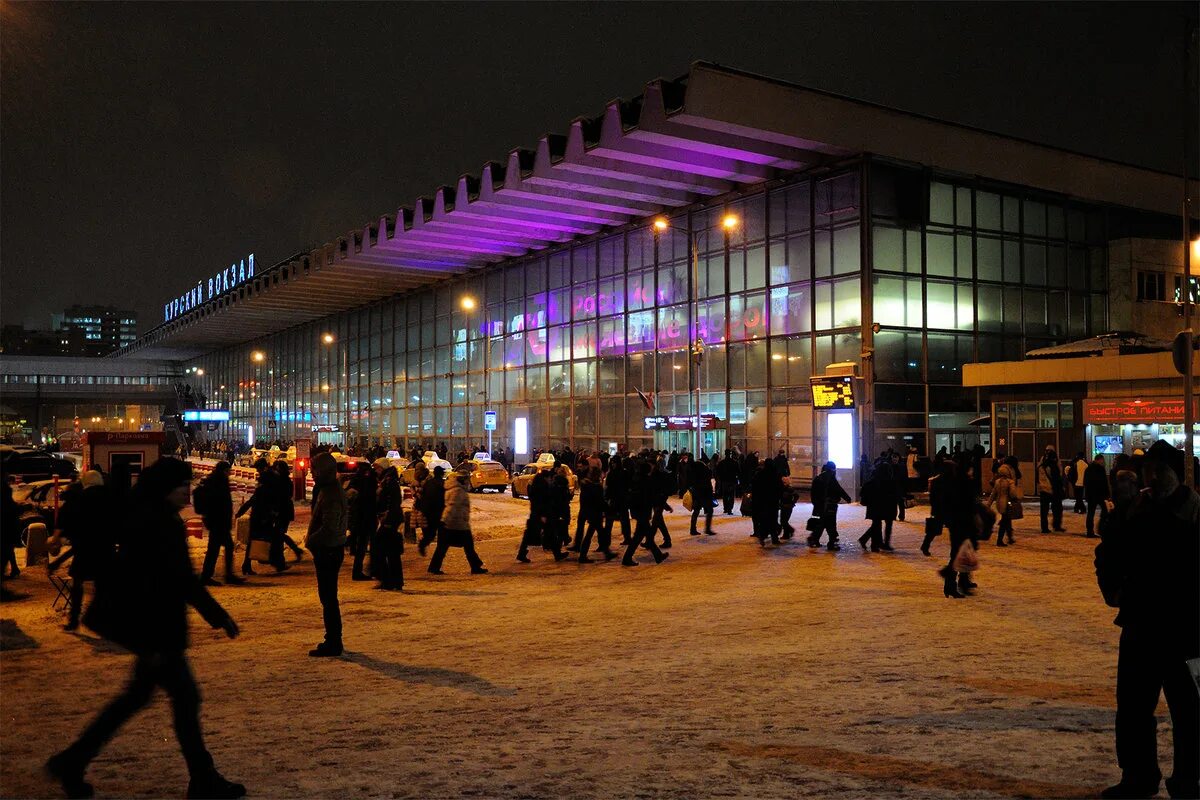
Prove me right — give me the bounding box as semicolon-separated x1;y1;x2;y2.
120;63;1195;481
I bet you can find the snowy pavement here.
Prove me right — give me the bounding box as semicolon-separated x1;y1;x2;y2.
0;493;1164;799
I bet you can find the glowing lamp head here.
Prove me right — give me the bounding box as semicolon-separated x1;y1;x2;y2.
721;214;739;231
322;333;335;345
652;217;669;233
460;296;477;311
251;351;265;363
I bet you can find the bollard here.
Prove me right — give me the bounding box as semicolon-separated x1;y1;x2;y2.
24;522;49;566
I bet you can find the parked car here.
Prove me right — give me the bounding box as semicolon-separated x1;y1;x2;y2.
460;458;510;493
1;450;78;482
510;457;576;499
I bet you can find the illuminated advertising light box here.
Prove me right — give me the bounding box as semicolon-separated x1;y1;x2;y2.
182;409;231;422
810;376;856;410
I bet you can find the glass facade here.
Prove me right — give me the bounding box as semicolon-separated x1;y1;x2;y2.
868;162;1109;458
189;158;1121;475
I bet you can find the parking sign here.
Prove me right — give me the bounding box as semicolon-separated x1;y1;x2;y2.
483;410;497;431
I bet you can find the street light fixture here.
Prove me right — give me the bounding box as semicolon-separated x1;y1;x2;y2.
652;213;739;458
321;333;349;445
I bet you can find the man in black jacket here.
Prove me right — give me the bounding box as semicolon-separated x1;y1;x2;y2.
602;456;632;546
1083;454;1109;539
47;458;244;800
715;451;740;515
1094;442;1199;800
198;462;243;587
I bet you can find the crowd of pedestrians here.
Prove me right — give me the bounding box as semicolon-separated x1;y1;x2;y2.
4;433;1197;800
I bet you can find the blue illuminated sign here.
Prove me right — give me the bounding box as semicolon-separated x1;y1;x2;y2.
183;409;231;422
484;410;497;431
165;254;255;322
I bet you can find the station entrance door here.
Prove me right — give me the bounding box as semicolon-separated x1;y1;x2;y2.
653;429;725;457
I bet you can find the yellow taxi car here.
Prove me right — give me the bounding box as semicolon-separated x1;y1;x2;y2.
400;451;454;486
461;456;510;493
509;454;577;499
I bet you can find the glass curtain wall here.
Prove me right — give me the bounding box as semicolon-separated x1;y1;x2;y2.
868;161;1109;457
190;164;861;476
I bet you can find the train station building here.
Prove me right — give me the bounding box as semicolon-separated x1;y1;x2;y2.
117;62;1197;479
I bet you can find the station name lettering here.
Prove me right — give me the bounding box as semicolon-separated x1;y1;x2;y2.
164;254;255;322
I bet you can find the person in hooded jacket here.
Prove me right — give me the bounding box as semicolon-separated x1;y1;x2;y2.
1094;441;1199;800
347;462;378;581
47;458;245;800
647;460;674;549
373;462;404;591
428;468;487;575
306;451;348;657
55;470;117;630
196;462;242;587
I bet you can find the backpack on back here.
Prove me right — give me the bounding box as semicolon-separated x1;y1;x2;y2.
192;478;211;516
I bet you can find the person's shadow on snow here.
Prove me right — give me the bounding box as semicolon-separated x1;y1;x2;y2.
342;652;517;697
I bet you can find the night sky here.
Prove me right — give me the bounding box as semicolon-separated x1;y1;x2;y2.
2;1;1195;335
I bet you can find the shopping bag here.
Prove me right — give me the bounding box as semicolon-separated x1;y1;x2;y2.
952;541;980;573
681;490;694;512
249;538;271;563
805;517;822;533
924;517;943;537
740;492;753;517
235;515;251;546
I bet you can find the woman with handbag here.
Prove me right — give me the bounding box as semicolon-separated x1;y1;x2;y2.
937;461;981;598
921;462;950;556
808;461;851;550
988;463;1021;547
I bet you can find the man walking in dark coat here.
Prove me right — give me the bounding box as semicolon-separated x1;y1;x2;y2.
687;456;715;536
602;456;632;546
347;462;378;581
416;466;445;557
715;451;740;514
622;461;668;566
518;469;568;563
808;461;851;550
1094;442;1199;800
197;462;243;587
47;458;245;800
55;470;118;629
1083;454;1110;539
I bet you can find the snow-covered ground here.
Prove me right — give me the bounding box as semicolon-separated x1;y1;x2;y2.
1;492;1168;799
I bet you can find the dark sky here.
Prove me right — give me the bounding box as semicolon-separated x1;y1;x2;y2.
2;1;1195;334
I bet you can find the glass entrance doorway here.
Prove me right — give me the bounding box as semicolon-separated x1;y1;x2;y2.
653;429;725;457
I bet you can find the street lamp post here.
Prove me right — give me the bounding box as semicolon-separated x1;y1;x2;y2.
653;213;738;458
321;333;349;449
460;296;491;455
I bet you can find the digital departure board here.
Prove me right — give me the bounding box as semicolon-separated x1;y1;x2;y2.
810;376;856;409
